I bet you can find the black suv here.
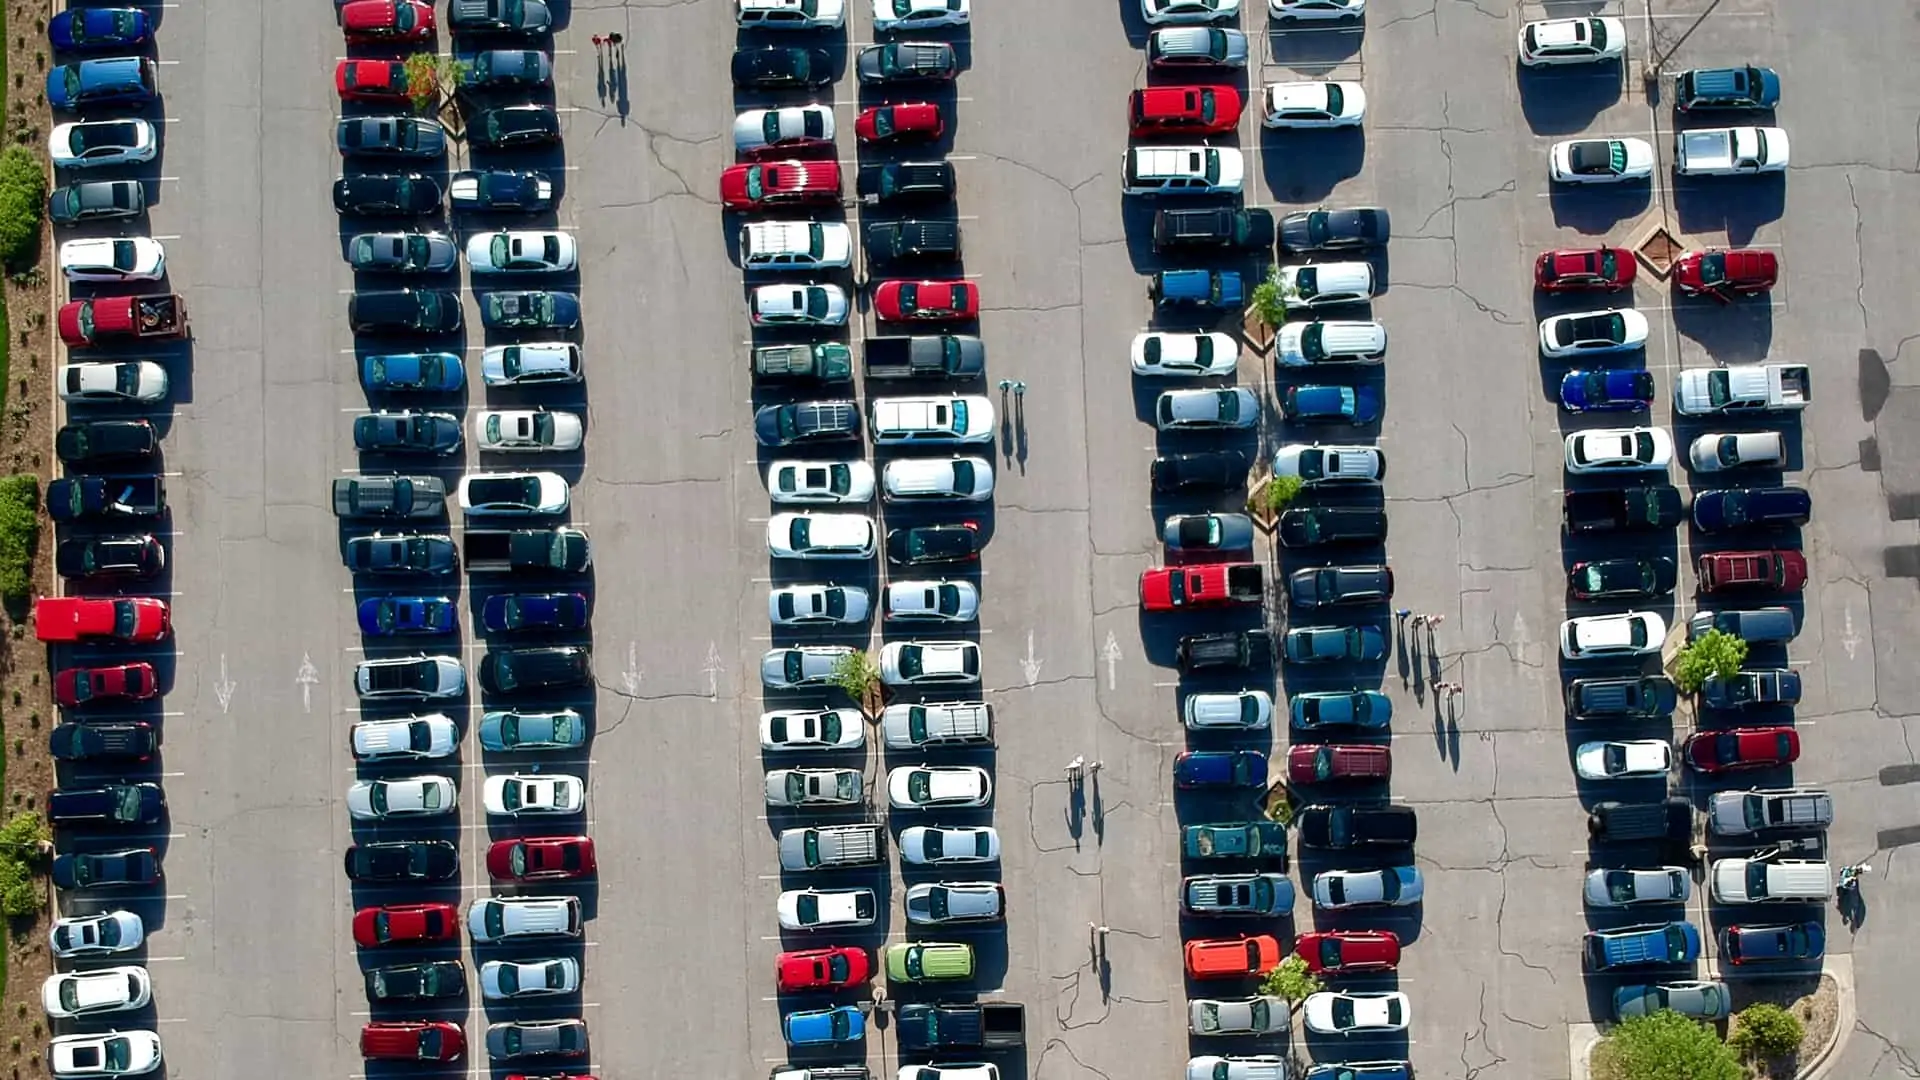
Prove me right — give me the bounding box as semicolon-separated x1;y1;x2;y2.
1295;804;1418;850
345;840;459;883
1150;450;1249;494
865;220;962;265
49;783;165;826
350;289;464;334
480;646;593;695
1287;565;1393;608
1567;676;1678;720
732;46;833;89
856;41;958;83
56;420;157;465
332;173;444;217
1153;208;1274;253
1278;506;1387;548
468;105;561;150
753;400;861;447
858;162;956;206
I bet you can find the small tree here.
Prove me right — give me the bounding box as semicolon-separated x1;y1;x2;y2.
829;651;880;705
1262;474;1303;514
1257;954;1322;1008
1729;1003;1803;1061
1592;1010;1741;1080
401;53;470;114
0;812;50;917
1249;266;1287;328
0;146;46;272
1673;629;1747;693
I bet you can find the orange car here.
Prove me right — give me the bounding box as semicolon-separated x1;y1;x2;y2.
1183;935;1282;980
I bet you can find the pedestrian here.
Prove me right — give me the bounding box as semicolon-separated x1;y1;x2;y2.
608;31;624;57
1395;608;1412;620
1425;613;1446;627
591;33;605;53
997;378;1013;393
1410;613;1427;628
1012;381;1027;397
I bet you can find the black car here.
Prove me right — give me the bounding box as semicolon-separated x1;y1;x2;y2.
1153;207;1274;253
1288;564;1394;608
48;180;145;226
354;411;464;455
332;173;444;217
864;220;962;265
1563;486;1684;533
56;420;157;465
48;722;159;764
336;115;447;158
1691;487;1811;533
1569;557;1677;601
345;840;459;883
1150;450;1249;494
48;783;164;827
349;289;464;334
55;535;164;581
753;400;861;447
480;290;581;330
1176;630;1273;673
857;161;956;206
468;105;561;149
1278;207;1392;253
1277;506;1387;548
449;168;555;213
448;0;554;33
1566;676;1678;720
366;961;467;1003
51;848;160;891
479;646;593;695
1295;804;1418;850
887;522;982;566
856;41;958;83
732;45;833;90
46;477;164;523
344;532;459;576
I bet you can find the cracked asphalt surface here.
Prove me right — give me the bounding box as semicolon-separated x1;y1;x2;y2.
115;0;1920;1077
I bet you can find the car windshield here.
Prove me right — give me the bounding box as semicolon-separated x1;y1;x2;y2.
805;288;830;318
1325;85;1345;114
900;649;924;677
1294;267;1319;298
1602;744;1626;772
908;771;932;802
1331;997;1356;1028
1328;808;1350;846
1311;747;1334;780
1696;252;1728;285
1201;149;1220;183
112;600;137;637
746;167;766;200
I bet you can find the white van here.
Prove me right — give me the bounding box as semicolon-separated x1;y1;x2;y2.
1277;320;1387;366
1123;146;1245;196
1710;858;1832;903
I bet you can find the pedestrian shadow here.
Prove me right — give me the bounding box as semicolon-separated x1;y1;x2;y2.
1433;695;1462;771
595;48;607;106
1090;770;1105;841
1014;394;1028;473
1064;774;1085;846
614;47;630;119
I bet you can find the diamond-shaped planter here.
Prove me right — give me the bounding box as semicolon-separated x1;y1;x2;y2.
1631;223;1685;280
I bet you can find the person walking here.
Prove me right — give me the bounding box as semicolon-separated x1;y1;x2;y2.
608;31;625;58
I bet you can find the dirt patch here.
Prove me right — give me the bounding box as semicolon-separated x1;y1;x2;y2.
1727;974;1840;1080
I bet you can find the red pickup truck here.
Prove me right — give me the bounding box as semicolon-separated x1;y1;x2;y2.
33;597;171;644
1697;549;1806;594
58;294;189;347
1140;563;1264;611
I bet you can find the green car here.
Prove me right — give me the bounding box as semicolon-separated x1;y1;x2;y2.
884;942;973;983
1612;980;1730;1021
1183;822;1287;862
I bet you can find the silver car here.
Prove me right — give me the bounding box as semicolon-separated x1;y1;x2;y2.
1156;387;1259;431
1163;512;1255;553
1584;867;1692;907
904;881;1006;925
348;232;459;274
1189;995;1287;1036
765;767;864;807
479;957;581;1000
900;825;1000;865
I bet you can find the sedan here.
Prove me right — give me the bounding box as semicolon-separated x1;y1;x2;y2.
335;59;411;103
353;410;463;454
59;237;164;283
346;775;457;820
1612;980;1730;1022
751;283;850;326
49;119;156;169
53;664;156;708
365;961;466;1003
878;641;980;685
1290;690;1392;731
480;343;583;385
342;840;455;884
901;825;1001;865
459;49;552;90
1682;727;1799;773
482;773;585;816
759;706;865;750
734;105;835;155
59;361;167;404
478;708;586;752
48;179;146;225
1311;866;1422;910
361;352;463;392
732;46;834;90
48;910;143;958
352;902;459;948
480;592;590;633
720;160;841;210
1585;867;1691;908
1174;750;1268;789
1536;247;1636;292
485;835;596;881
1564;427;1672;473
348;232;458;274
778;888;878;932
49;1031;162;1077
1304;991;1410;1035
856;41;959;83
1574;740;1673;780
873;0;971;30
1560;611;1666;660
904;881;1005;925
486;1020;587;1061
1190;997;1287;1039
333;173;443;216
1568;557;1677;601
1281;384;1381;425
777;946;872;992
42;968;151;1018
1278;207;1390;253
765;767;863;807
1261;80;1365;127
481;289;580;330
1539;308;1650;357
1296;930;1400;975
1549;138;1656;183
356;596;457;637
337;115;446;158
54;535;163;581
1283;624;1387;664
49;7;153;50
474;408;585;453
466;105;561;149
457;471;570;515
1131;331;1239;377
888;765;992;809
882;579;978;622
769;584;871;626
857;102;943;143
768;460;875;504
480;958;580;1001
1560;369;1655;412
1720;922;1824;965
466;230;577;274
1164;512;1255;555
1691;486;1812;533
449;168;555;212
873;279;978;323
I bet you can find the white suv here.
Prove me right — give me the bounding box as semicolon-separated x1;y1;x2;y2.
767;512;877;559
1142;0;1240;24
741;221;853;272
870;395;995;444
1276;262;1375;309
736;0;846;29
1560;611;1667;660
1518;17;1625;66
467;896;583;942
882;456;994;501
1123;146;1245;196
1273;443;1385;484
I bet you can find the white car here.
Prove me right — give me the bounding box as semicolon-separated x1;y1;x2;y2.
1156;387;1259;431
1303;991;1410;1035
1131;332;1239;377
1189;996;1288;1037
1564;427;1672;473
1549;138;1656;183
750;283;850;326
1584;867;1692;907
768;460;876;504
467;896;583;942
882;456;994;501
43;968;152;1019
897;1067;997;1080
740;220;854;273
882;701;994;749
733;107;836;155
778;887;877;931
1187;1057;1288;1080
346;775;457;820
1262;81;1366;127
759;706;866;749
59;237;165;283
883;579;978;622
1538;308;1649;358
1519;16;1626;65
59;361;168;403
770;584;872;626
1575;740;1674;781
737;0;846;28
1269;0;1362;17
1276;261;1375;309
1688;432;1786;473
483;773;585;815
475;409;585;453
480;958;581;1000
888;764;993;809
1142;0;1239;24
48;1031;162;1078
761;648;858;691
49;911;143;959
879;640;980;686
350;715;460;761
900;825;1001;865
767;512;877;559
1277;320;1387;366
905;881;1005;925
873;0;971;32
765;767;865;807
480;343;584;386
465;230;578;273
355;655;465;699
1273;443;1386;485
1312;866;1424;909
1183;690;1273;730
50;119;158;168
1560;611;1667;660
458;471;571;515
870;395;996;444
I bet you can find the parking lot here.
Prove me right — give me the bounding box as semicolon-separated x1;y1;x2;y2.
46;0;1920;1076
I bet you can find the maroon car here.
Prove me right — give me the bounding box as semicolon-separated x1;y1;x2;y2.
361;1020;464;1062
1535;247;1636;293
1296;929;1401;974
1674;248;1777;301
1682;727;1799;774
54;663;158;708
1287;743;1391;784
873;279;978;323
486;836;597;881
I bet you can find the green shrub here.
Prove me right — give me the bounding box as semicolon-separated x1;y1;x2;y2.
1249;266;1287;327
828;650;879;704
0;474;36;606
0;810;47;854
1592;1010;1741;1080
1730;1003;1803;1060
1257;954;1323;1006
0;146;44;271
1674;629;1747;693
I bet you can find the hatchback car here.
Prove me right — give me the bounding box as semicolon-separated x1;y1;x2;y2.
1261;80;1365;127
905;882;1005;925
362;352;463;392
1559;611;1667;660
1518;16;1626;66
873;279;978;323
335;59;411;103
1184;935;1282;980
1564;427;1673;473
1157;387;1258;431
1311;866;1422;909
480;343;583;385
1304;991;1410;1035
1550;138;1656;183
473;408;581;456
777;946;872;992
1282;384;1381;425
734;105;835;155
341;0;435;43
1568;557;1676;601
47;56;155;110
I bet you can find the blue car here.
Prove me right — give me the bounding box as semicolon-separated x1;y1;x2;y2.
1560;369;1654;412
1289;689;1392;731
1151;269;1244;311
478;708;587;752
1283;624;1388;664
1305;1063;1412;1080
783;1005;865;1046
1282;384;1381;425
360;352;464;393
481;592;590;634
1174;750;1269;790
1720;922;1824;964
49;8;153;51
356;596;458;637
48;56;157;111
1691;486;1811;533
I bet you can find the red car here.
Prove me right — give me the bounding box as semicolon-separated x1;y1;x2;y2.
776;946;873;992
486;836;597;881
361;1020;464;1062
1697;549;1807;594
53;663;157;707
1287;744;1392;784
719;160;841;210
34;597;170;644
1295;929;1401;975
335;59;411;103
340;0;435;44
1682;726;1799;773
507;1076;598;1080
1183;935;1281;980
1535;247;1636;293
353;902;460;949
1128;85;1243;137
1673;248;1778;301
873;279;978;323
856;102;944;144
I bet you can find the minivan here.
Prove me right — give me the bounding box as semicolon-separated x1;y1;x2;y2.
1122;145;1245;196
1710;858;1832;903
1688;606;1796;645
1276;320;1387;366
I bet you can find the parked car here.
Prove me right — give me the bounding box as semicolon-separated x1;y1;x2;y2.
485;836;596;881
478;708;586;752
1560;369;1655;412
1535;246;1636;292
900;825;1000;865
1564;427;1672;473
878;641;980;686
48;910;143;957
1549;138;1656;183
1568;557;1676;601
1290;690;1391;731
360;1021;463;1063
1294;804;1416;849
1311;866;1422;909
1279;207;1389;253
1184;935;1282;980
1296;930;1400;975
1304;992;1410;1035
1612;980;1730;1022
760;706;865;749
1573;740;1674;781
59;237;165;283
732;45;834;89
905;882;1005;925
1585;867;1691;908
1682;727;1799;773
1719;922;1824;964
1147;26;1249;69
449;168;555;212
1261;80;1365;127
1174;750;1268;789
343;840;456;883
1518;16;1625;65
467;105;561;149
1189;996;1288;1037
1283;624;1387;664
1559;611;1667;659
1288;743;1391;784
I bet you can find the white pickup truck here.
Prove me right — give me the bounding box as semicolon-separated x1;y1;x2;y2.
1674;127;1789;175
1675;363;1810;416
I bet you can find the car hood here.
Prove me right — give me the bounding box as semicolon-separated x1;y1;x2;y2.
855;49;886;79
